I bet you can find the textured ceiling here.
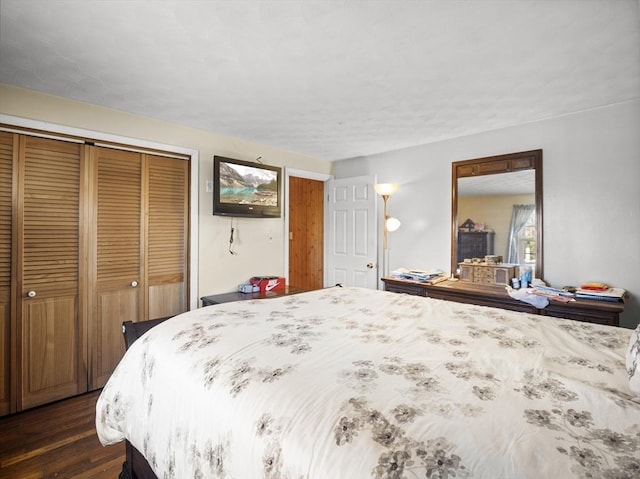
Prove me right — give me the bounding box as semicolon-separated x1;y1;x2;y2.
1;1;639;161
459;169;535;196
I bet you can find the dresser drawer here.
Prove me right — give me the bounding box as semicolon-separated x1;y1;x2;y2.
384;281;427;296
473;266;493;282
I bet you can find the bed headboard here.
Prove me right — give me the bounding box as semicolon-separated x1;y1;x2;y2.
122;317;171;350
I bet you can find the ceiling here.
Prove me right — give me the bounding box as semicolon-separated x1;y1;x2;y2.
458;169;535;196
1;1;639;161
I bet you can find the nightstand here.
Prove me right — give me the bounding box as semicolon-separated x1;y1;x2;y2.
200;286;306;307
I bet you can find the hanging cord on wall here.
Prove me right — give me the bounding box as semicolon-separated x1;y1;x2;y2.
229;218;237;255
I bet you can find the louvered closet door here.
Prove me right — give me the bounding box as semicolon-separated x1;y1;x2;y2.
0;132;14;415
146;155;189;319
17;136;86;410
90;147;142;389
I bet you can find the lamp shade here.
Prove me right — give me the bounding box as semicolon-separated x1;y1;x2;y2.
374;183;399;196
386;216;401;232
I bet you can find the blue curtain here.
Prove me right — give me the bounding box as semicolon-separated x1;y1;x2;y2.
507;204;535;264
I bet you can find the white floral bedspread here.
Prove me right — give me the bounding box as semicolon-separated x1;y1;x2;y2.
96;287;639;479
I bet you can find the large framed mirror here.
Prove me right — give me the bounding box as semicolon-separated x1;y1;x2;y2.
451;150;543;282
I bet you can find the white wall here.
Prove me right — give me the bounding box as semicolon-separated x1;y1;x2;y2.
0;84;332;301
4;85;637;327
334;100;640;329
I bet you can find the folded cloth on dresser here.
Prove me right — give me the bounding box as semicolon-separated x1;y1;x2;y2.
506;286;550;308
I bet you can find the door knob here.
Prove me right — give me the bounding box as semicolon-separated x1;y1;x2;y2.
27;290;37;298
131;281;138;287
366;262;375;269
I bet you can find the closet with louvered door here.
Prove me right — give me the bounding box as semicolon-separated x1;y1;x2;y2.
16;135;87;411
0;132;13;416
89;147;143;389
88;150;190;390
0;131;190;412
146;155;189;320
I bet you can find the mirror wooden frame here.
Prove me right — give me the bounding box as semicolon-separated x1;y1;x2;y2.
451;149;544;281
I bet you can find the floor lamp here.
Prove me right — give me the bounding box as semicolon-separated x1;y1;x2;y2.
374;183;400;279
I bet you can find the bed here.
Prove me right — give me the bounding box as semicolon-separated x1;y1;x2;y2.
96;287;640;479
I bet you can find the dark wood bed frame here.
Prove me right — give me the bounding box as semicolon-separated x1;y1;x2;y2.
119;318;169;479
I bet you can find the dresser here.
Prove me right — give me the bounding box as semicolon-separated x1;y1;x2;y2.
382;277;624;327
201;286;306;306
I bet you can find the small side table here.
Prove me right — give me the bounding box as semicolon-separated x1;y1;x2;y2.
201;286;306;307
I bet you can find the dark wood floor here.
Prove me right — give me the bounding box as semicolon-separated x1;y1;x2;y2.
0;391;125;479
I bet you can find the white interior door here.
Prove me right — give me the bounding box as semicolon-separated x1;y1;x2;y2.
325;175;378;289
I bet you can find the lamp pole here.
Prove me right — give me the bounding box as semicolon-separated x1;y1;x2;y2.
381;194;390;251
381;194;390;278
375;183;398;279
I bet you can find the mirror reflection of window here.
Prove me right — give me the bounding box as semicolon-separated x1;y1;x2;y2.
516;208;536;276
507;204;535;265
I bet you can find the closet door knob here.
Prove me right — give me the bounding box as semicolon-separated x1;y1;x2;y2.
366;262;375;269
131;281;138;287
27;290;37;298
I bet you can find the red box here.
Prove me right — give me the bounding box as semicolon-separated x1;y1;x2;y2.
249;276;286;293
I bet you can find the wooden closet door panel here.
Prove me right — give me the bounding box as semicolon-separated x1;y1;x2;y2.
146;155;189;320
288;176;324;290
0;132;14;415
91;147;142;389
23;297;77;394
18;136;85;410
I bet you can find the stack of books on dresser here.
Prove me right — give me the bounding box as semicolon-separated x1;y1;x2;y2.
390;268;447;284
532;283;627;303
574;283;627;303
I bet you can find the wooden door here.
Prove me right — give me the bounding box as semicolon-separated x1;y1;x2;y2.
0;132;14;415
288;176;324;290
17;136;86;410
145;155;189;319
89;147;142;389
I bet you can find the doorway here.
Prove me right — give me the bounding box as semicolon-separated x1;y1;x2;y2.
285;171;377;291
